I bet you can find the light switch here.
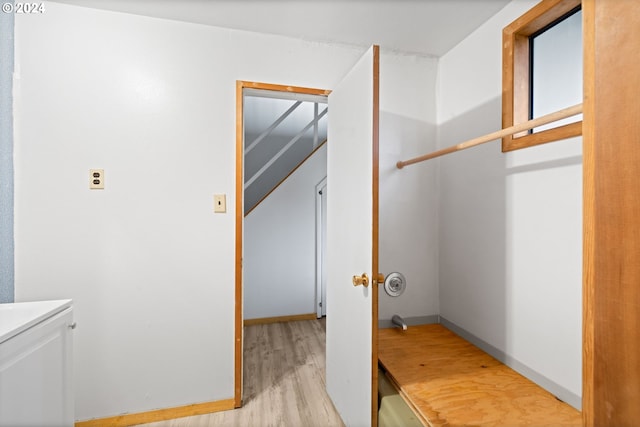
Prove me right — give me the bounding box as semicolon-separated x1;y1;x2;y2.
214;194;226;213
90;169;104;189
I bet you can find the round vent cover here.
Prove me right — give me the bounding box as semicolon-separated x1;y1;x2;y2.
384;272;406;297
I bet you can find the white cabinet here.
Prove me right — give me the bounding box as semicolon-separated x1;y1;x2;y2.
0;300;74;427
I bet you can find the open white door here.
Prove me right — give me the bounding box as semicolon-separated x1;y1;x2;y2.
326;45;380;427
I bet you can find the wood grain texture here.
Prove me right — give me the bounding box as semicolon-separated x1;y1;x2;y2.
581;2;595;424
397;104;582;168
379;324;581;427
370;44;380;427
239;81;331;97
243;313;317;326
504;0;581;36
502;0;582;152
234;80;244;408
583;0;640;425
134;320;344;427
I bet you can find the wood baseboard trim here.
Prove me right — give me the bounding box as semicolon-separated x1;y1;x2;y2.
75;399;235;427
244;313;317;326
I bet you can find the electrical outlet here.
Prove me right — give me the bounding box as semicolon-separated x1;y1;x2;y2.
90;169;104;189
214;194;226;213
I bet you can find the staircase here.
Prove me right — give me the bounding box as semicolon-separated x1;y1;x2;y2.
244;93;328;215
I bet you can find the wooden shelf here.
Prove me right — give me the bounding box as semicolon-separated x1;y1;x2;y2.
379;324;581;427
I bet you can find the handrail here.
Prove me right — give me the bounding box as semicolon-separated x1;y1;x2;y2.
245;106;328;189
245;140;327;217
245;101;302;154
396;103;583;169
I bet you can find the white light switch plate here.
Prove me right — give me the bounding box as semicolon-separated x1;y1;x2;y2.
214;194;226;213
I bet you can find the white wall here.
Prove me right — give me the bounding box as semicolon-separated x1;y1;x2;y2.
0;5;14;303
13;2;438;421
244;145;326;320
436;0;582;408
245;54;440;323
12;3;363;421
245;53;441;324
379;53;439;322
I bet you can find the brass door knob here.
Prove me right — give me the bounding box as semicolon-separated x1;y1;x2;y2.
352;273;369;287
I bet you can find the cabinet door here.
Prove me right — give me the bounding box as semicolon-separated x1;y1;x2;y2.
0;308;74;427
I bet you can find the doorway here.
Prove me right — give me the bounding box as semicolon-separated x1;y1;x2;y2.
234;81;331;406
316;177;327;318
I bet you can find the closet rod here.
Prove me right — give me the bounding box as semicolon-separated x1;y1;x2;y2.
396;103;583;169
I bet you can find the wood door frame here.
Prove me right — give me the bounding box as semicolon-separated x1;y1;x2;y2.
370;44;380;427
502;1;640;423
582;0;640;425
502;0;582;152
234;81;331;407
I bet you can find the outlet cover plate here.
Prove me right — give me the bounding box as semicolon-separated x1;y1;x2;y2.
90;169;104;189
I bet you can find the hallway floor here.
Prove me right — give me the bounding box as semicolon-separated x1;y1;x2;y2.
135;318;344;427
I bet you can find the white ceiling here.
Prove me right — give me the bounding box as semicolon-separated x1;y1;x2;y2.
50;0;511;57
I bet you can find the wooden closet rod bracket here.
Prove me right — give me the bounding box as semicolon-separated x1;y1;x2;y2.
396;103;583;169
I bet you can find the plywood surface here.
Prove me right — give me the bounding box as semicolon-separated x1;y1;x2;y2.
378;324;581;427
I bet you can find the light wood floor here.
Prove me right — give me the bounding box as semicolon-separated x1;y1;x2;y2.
135;319;344;427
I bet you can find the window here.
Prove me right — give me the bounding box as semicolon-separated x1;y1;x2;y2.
502;0;582;152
